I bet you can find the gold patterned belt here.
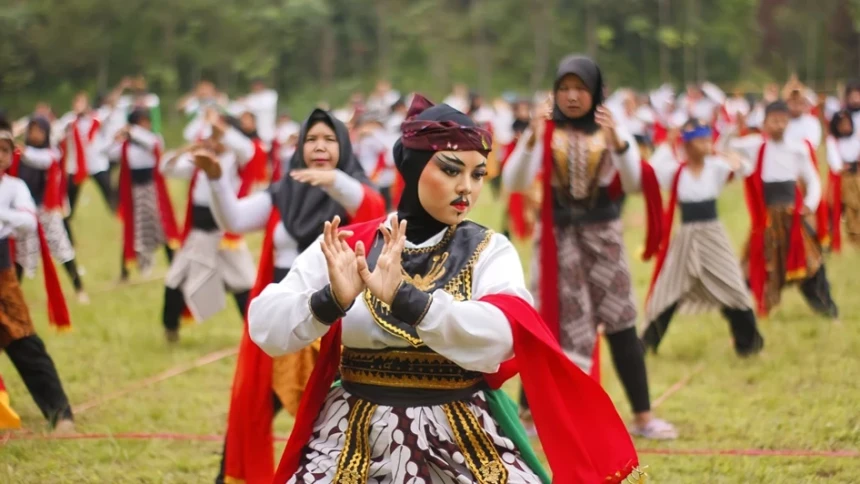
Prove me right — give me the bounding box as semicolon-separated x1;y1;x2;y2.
339;347;484;390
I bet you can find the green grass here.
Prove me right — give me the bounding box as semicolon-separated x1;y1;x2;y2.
1;171;859;483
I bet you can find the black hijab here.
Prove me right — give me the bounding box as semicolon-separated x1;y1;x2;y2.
552;54;605;133
845;80;860;114
830;110;854;139
270;109;371;251
25;116;52;149
394;103;480;244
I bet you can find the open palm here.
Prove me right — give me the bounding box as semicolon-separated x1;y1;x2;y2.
356;216;407;306
320;216;362;309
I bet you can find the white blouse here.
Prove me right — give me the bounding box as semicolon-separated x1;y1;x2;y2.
21;147;60;171
248;214;531;374
785;114;823;150
208;170;365;269
161;126;255;207
652;154;751;202
107;126;164;170
501;125;642;195
825;136;860;172
0;176;37;239
720;131;821;211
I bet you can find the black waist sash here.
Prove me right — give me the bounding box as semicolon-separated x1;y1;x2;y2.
846;161;859;174
680;200;718;223
552;186;620;227
0;238;10;270
190;205;219;232
339;347;486;407
763;181;796;207
130;168;154;185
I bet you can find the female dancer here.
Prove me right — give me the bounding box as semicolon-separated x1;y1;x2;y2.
249;96;641;484
196;109;386;484
826;111;858;248
642;119;764;355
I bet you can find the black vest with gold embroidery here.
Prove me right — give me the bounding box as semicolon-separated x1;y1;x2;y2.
362;220;493;348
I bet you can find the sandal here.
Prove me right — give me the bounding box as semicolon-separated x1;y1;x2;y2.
628;417;678;440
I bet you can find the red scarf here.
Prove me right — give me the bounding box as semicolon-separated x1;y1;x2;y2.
271;218;639;484
829;170;843;253
270;139;282;182
803;140;832;247
224;186;386;484
13;149;66;212
539;119;662;341
647;162;687;303
118;140;181;268
744;142;808;316
68;116;101;185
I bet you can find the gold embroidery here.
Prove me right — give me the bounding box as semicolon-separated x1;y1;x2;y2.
364;228;494;346
340;348;484;390
402;225;456;254
443;401;509;484
333;399;377;483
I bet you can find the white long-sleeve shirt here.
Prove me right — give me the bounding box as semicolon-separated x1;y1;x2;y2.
825;136;860;172
55;112;110;175
239;89;278;144
651;154;752;202
723;133;821;211
107;126;164;170
207;170;365;268
501;125;642;194
786;114;823;150
248;214;530;374
161;127;255;206
20;146;60;171
0;176;37;239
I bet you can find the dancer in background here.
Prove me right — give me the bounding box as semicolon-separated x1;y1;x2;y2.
198;108;385;484
642;119;764;355
825;111;858;248
0;125;74;433
502;54;674;440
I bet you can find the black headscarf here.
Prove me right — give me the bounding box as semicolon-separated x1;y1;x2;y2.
270;109;371;252
127;108;151;127
394;102;483;244
25;116;52;149
552;54;604;133
830;110;854;139
845;80;860;113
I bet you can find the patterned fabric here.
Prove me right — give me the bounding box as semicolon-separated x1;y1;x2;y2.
287;387;541;484
531;219;637;372
271;342;320;417
646;220;752;323
742;205;823;315
15;209;75;278
553;129;611;202
842;170;860;246
0;268;35;349
132;182;165;272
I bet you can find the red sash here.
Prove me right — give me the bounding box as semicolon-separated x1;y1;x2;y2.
646;162;687;303
68;117;101;185
804;140;832;247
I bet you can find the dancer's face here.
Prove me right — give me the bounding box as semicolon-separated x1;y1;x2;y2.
0;141;13;173
417;150;487;225
764;112;789;140
302;121;339;170
27;123;47;146
838;116;853;137
555;74;593;119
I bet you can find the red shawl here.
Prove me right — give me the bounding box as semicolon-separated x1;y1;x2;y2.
646;162;687;303
539;120;661;370
118;141;181;268
803;141;832;247
5;167;71;330
270;139;283;182
829;169;842;253
65;117;101;185
744;142;808;316
270;217;639;483
224;186;385;484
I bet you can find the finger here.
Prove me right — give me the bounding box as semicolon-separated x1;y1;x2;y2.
336;230;354;241
355;241;373;282
323;221;335;255
320;240;334;268
380;225;392;256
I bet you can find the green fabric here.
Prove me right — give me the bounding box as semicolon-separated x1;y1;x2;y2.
486;389;551;484
149;106;162;134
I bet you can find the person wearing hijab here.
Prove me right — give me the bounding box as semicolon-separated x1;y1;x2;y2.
158;111;257;342
502;54;674;440
11;117;88;303
0;124;74;434
642;119;764;355
826;111;859;248
194;109;386;484
248;95;642;484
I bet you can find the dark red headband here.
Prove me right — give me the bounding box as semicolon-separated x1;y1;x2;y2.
399;95;492;155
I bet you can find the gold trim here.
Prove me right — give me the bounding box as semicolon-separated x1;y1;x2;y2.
443;401;508;483
340;348;483;390
333;399;377;484
402;225;456;254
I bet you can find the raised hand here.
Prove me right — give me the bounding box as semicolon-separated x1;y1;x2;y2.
356;216;407;306
192;148;223;180
595;106;624;151
320;216;362;309
290;168;337;188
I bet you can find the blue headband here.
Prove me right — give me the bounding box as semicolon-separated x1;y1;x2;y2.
682;125;711;143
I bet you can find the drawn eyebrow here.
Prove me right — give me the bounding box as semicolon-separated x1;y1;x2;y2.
437;154;465;167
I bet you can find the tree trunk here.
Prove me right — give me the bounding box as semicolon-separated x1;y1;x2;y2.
375;0;391;80
683;0;694;84
320;19;336;92
659;0;670;82
529;0;552;91
471;0;491;95
585;1;597;59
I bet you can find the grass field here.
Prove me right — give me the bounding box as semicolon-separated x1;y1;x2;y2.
1;165;859;483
